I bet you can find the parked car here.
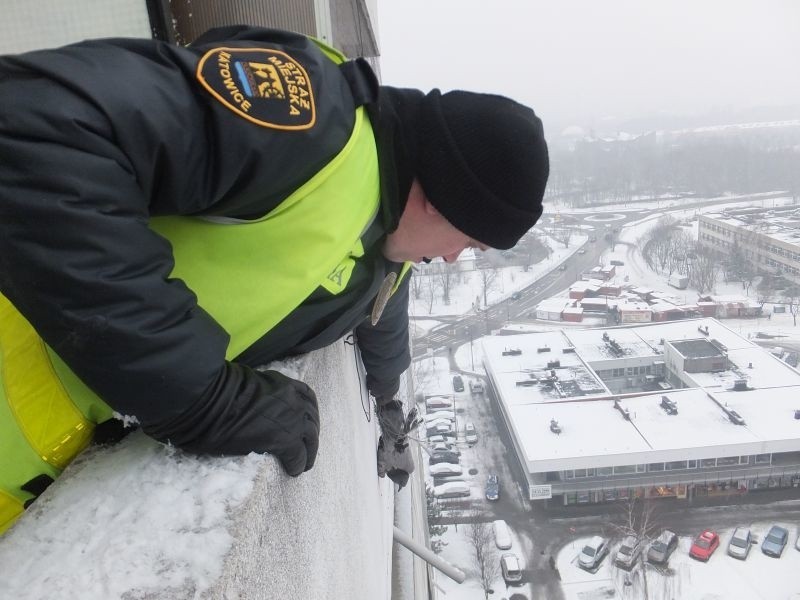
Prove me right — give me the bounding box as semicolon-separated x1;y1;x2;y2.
427;434;455;445
689;530;720;561
589;236;597;242
762;525;789;558
578;248;586;254
469;380;484;394
500;553;523;584
424;410;455;423
452;375;464;392
431;442;459;455
578;536;609;570
648;529;678;565
429;463;463;477
615;535;643;570
465;422;478;445
485;474;500;501
511;291;522;300
558;264;567;271
727;527;753;560
493;519;512;550
433;481;470;499
425;422;453;437
429;451;460;465
425;397;453;411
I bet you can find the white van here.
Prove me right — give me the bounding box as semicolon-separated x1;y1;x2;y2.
493;519;512;550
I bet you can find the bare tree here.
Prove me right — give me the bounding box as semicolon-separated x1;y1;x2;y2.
432;261;458;305
409;269;424;300
688;247;719;294
479;268;499;308
610;496;662;600
464;511;499;599
781;285;800;326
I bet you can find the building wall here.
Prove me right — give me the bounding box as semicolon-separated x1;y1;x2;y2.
0;0;151;54
698;214;800;284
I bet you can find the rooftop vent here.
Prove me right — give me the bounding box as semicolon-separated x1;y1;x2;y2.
614;399;631;421
727;409;746;425
794;410;800;420
549;418;562;434
602;332;610;341
660;395;678;415
562;347;576;354
698;325;710;335
546;360;561;369
732;379;749;392
537;346;551;353
515;379;537;387
502;348;522;356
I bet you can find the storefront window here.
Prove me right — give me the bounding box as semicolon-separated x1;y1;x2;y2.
565;470;574;480
666;460;687;470
587;468;596;477
700;458;717;468
755;454;771;464
574;469;586;478
717;456;739;467
688;460;697;468
614;465;636;475
597;466;613;476
739;456;749;465
647;463;664;472
636;464;647;473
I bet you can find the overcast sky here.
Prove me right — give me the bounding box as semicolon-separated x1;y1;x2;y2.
376;0;800;134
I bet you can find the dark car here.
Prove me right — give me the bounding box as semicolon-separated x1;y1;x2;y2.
429;451;460;465
762;525;788;558
485;474;500;501
452;375;464;392
648;529;678;564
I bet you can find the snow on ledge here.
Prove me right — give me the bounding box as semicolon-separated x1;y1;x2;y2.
0;342;395;600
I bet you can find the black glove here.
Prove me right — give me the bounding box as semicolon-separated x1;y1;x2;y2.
375;398;422;488
145;364;320;477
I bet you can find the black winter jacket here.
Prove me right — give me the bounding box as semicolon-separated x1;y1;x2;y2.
0;26;411;454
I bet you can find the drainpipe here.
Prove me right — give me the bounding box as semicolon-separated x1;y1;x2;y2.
393;526;466;584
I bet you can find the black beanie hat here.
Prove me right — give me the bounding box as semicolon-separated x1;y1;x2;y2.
415;89;549;249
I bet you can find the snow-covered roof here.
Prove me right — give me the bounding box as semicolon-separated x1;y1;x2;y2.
482;318;800;472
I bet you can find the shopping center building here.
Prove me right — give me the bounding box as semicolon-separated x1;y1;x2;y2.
481;318;800;506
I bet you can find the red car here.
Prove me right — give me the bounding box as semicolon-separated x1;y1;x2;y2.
689;530;720;561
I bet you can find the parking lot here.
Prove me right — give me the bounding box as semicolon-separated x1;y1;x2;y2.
417;353;800;599
559;523;800;600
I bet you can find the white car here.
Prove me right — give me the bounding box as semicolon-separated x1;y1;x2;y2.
465;422;478;445
500;553;523;584
727;527;753;560
429;463;463;476
433;481;470;499
579;536;609;570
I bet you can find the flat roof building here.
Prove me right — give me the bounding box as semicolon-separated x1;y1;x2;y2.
481;318;800;506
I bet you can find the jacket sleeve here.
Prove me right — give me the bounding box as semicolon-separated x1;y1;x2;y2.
355;272;412;399
0;28;353;452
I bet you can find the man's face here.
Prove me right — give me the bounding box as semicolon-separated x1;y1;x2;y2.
382;179;490;263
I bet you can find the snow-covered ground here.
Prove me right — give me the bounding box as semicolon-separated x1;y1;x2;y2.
413;193;800;599
409;234;587;333
558;522;800;600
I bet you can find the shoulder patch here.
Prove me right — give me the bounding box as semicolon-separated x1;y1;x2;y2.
197;47;316;130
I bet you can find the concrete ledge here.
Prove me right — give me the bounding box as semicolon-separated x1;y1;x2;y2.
0;340;395;599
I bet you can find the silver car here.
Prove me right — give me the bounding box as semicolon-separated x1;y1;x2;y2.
578;536;609;570
647;530;678;565
727;527;752;560
615;535;642;570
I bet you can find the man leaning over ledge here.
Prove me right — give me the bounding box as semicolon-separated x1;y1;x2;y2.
0;24;549;534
